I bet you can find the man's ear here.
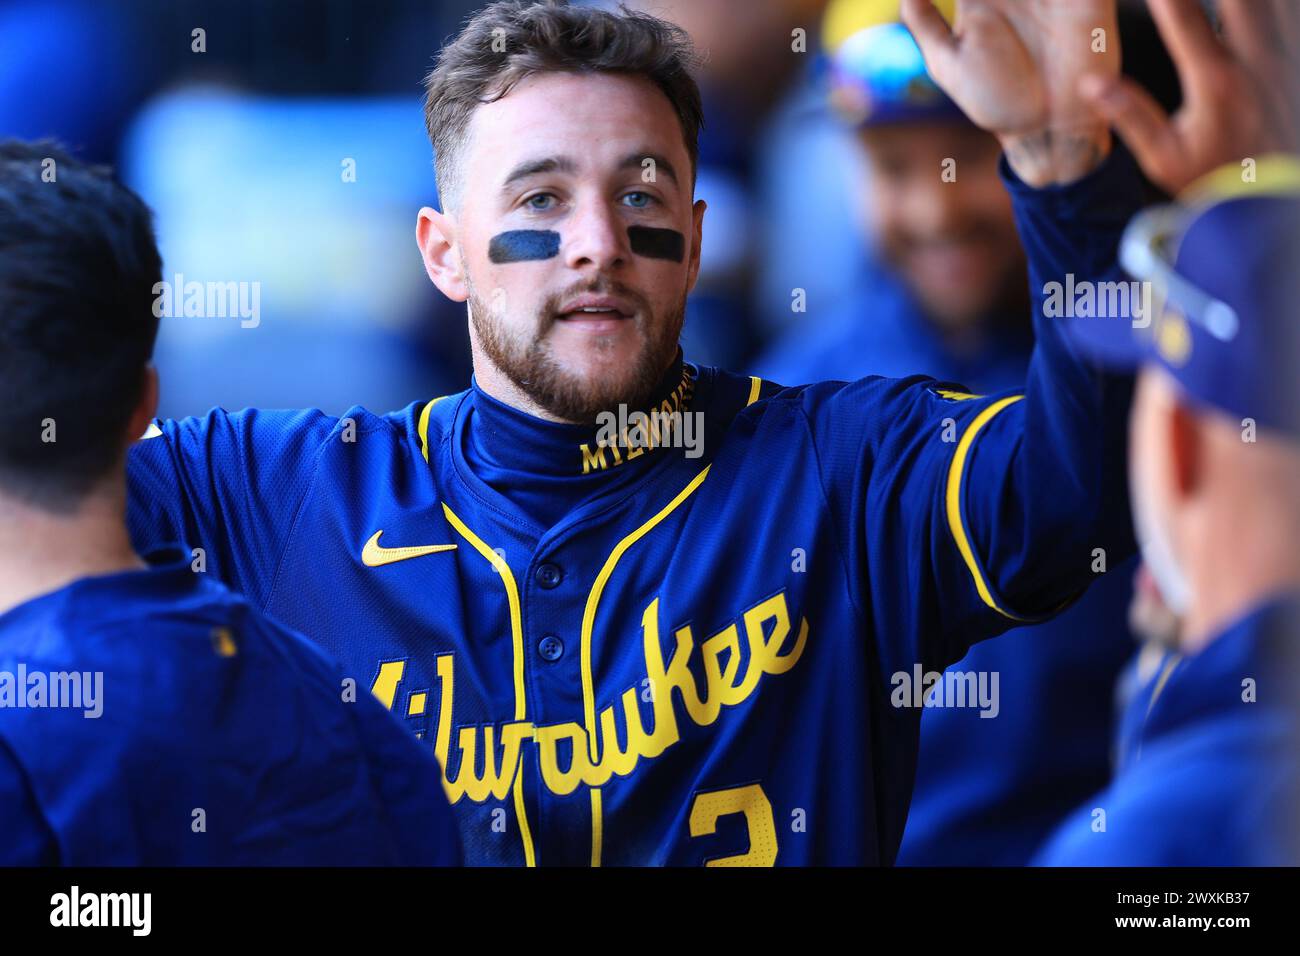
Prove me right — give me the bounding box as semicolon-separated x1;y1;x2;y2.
126;364;160;444
1168;397;1202;500
685;198;707;294
417;206;469;303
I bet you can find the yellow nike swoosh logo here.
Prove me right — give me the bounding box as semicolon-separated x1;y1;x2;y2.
361;530;457;567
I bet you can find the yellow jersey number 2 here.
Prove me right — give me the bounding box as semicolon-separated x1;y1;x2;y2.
688;783;777;866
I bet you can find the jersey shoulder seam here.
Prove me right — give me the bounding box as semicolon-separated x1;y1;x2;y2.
791;398;870;630
261;423;347;613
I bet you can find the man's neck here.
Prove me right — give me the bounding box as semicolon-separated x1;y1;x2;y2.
1181;518;1300;655
0;484;144;619
471;357;571;423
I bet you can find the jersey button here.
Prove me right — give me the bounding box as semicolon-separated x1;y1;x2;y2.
535;563;563;589
538;635;565;662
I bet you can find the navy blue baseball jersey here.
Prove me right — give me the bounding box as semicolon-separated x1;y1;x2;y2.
1034;597;1300;865
0;553;462;865
126;149;1142;865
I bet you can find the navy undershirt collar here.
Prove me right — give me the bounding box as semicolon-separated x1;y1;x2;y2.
461;352;695;532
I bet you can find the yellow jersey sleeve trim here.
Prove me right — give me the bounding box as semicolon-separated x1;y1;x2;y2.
746;376;762;407
945;394;1027;621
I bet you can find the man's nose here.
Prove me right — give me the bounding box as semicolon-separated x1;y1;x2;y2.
562;198;629;272
907;180;967;236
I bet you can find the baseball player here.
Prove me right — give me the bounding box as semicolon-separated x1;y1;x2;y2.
0;141;461;865
1036;174;1300;865
124;0;1202;865
1034;0;1300;865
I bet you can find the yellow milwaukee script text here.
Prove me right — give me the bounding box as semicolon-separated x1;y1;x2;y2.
370;589;808;802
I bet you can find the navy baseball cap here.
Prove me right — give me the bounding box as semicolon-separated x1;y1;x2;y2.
1066;155;1300;440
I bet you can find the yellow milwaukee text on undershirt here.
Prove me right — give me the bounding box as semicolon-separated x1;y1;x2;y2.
578;365;696;474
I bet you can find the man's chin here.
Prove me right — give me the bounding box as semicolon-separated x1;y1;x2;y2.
470;285;682;422
540;360;653;420
515;335;672;424
550;323;646;368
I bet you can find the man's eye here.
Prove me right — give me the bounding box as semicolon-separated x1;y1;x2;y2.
621;191;655;208
526;193;556;211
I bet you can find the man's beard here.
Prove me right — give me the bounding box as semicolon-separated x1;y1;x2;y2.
468;277;686;424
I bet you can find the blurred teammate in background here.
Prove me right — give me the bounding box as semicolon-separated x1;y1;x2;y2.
760;0;1031;386
1040;174;1300;865
0;141;461;865
1038;0;1300;864
758;0;1136;865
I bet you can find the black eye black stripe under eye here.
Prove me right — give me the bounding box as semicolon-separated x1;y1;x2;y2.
628;226;684;262
488;230;561;263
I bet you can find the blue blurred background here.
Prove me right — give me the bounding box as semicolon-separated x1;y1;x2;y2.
0;0;868;418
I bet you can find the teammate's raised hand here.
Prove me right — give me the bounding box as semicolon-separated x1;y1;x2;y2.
1079;0;1300;196
901;0;1120;186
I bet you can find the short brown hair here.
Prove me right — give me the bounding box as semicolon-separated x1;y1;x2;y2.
423;0;704;210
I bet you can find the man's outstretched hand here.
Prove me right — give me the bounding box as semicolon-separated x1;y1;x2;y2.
902;0;1120;187
1078;0;1300;197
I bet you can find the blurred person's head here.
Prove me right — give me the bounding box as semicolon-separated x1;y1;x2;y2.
858;121;1023;335
417;0;706;423
1075;175;1300;652
623;0;830;118
825;0;1025;337
0;139;161;513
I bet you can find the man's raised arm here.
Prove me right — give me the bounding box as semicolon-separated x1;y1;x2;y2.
127;407;340;609
871;0;1140;637
893;0;1298;642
